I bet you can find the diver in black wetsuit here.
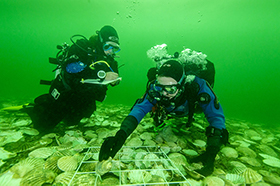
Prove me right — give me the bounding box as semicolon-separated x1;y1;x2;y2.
25;25;121;133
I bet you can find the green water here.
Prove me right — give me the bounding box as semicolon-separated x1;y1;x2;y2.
1;0;280;127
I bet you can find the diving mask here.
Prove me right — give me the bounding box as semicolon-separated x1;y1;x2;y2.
154;82;179;95
103;41;120;53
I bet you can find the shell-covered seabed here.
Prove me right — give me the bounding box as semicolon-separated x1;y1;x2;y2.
1;100;280;186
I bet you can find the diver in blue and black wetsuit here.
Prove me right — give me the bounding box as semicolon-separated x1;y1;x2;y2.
99;59;229;177
24;25;121;133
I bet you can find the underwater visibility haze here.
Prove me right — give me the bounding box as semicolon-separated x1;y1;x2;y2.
1;1;280;185
0;0;280;129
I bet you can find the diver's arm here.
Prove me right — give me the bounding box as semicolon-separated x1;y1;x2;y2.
121;96;154;136
99;95;154;161
190;77;229;176
195;77;226;130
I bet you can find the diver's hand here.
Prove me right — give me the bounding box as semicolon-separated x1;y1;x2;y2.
99;130;127;161
190;147;218;176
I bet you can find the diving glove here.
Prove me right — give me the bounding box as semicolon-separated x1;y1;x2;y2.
99;129;127;161
190;126;229;176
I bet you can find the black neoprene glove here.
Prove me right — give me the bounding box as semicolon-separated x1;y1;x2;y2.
190;127;229;176
99;129;127;161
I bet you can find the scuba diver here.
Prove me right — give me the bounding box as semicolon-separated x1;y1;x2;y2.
23;25;121;133
99;45;229;177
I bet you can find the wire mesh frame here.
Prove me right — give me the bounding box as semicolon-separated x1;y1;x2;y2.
68;146;191;186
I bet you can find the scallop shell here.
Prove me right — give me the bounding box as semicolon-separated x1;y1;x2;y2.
143;153;160;169
10;157;45;178
38;138;53;145
53;149;74;157
53;171;75;186
226;173;245;184
258;144;278;157
13;141;35;153
259;170;280;185
0;171;21;186
259;153;280;168
150;164;170;181
0;147;17;160
128;170;152;184
239;157;261;167
80;162;97;172
95;157;112;176
220;147;238;158
203;176;225;186
140;132;155;140
57;156;79;172
126;137;143;147
28;147;56;159
19;127;39;136
20;168;56;186
192;139;206;148
134;151;148;168
263;158;280;168
229;161;247;174
70;174;97;186
244;129;261;139
95;176;119;186
241;168;262;184
12;119;31;127
168;152;188;175
236;146;257;158
45;155;62;173
41;133;58;139
56;142;73;151
182;149;198;156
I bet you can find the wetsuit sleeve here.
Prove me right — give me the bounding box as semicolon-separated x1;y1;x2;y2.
195;77;226;130
120;95;154;136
